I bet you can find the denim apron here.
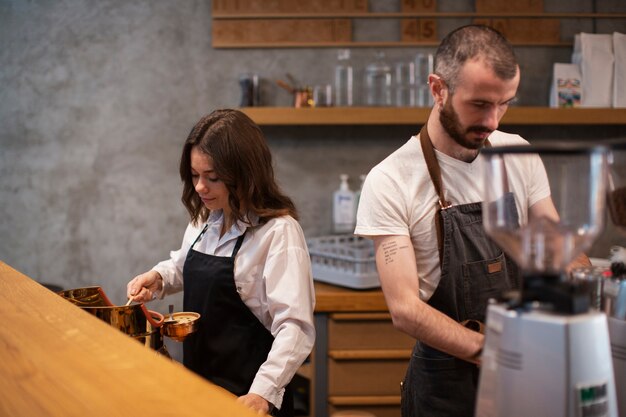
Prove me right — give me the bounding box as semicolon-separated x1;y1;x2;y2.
182;225;294;416
400;126;520;417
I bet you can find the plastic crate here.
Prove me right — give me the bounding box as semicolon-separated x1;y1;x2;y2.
307;234;380;289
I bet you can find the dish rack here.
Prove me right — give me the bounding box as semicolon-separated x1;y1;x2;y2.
307;234;380;289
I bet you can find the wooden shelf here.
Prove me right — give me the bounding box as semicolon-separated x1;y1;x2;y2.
215;41;571;48
328;349;412;360
212;8;626;48
241;107;626;126
213;12;626;19
328;395;401;406
312;282;388;312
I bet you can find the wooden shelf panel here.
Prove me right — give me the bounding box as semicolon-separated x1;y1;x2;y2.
241;107;626;126
330;312;392;321
328;349;412;360
328;395;401;406
313;282;388;312
213;12;626;19
216;41;571;48
212;4;626;48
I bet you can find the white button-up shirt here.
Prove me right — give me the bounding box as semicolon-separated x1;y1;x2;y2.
152;210;316;408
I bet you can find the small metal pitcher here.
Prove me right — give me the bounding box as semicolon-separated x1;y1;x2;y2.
58;286;168;355
294;87;313;108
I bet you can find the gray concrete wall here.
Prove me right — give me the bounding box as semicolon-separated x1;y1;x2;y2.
1;0;626;321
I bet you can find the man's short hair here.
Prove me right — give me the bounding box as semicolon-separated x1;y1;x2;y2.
434;24;519;93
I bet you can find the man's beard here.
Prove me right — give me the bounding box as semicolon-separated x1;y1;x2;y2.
439;98;492;150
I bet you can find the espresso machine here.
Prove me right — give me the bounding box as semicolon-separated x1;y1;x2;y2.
475;143;618;417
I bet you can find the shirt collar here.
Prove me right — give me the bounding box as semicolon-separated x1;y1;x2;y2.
207;210;260;235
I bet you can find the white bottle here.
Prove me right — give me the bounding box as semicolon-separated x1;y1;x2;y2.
333;174;356;234
334;49;354;106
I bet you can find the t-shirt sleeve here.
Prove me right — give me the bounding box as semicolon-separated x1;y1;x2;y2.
355;168;410;237
527;153;552;207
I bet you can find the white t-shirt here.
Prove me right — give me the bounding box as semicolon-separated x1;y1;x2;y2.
355;130;550;301
152;210;316;409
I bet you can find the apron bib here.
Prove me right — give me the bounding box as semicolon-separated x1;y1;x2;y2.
182;225;293;417
401;126;520;417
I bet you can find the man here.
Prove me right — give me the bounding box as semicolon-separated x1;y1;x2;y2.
354;25;588;417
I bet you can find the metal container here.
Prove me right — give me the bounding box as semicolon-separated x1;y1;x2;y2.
603;277;626;320
570;266;608;311
58;286;167;354
571;266;626;321
59;286;112;307
162;312;200;342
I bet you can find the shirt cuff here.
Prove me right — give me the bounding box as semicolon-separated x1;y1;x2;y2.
249;376;284;410
150;266;167;299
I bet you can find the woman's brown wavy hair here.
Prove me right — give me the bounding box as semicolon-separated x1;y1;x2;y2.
180;109;298;225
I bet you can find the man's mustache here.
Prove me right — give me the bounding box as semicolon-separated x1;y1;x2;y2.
467;126;492;134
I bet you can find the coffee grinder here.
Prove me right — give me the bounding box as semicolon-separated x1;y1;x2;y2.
475;143;618;417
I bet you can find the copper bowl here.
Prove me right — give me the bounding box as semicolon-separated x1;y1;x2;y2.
162;312;200;342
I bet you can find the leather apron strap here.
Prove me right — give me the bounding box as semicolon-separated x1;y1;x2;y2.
418;124;497;263
419;125;449;263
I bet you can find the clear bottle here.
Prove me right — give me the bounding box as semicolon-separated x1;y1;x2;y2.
415;53;434;107
334;49;354;106
365;51;392;106
332;174;356;234
395;61;416;107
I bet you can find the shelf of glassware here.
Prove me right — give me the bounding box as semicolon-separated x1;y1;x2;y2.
240;107;626;126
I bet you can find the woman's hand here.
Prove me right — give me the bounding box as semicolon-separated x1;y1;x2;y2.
237;393;271;415
126;270;163;303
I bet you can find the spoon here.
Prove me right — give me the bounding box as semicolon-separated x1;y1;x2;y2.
166;304;175;322
124;298;133;306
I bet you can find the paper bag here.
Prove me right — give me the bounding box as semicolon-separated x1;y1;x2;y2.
550;63;582;108
578;33;614;107
613;32;626;108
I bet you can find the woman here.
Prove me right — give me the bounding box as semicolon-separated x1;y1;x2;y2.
127;109;316;416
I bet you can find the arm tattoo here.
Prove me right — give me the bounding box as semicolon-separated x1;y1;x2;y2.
382;240;398;265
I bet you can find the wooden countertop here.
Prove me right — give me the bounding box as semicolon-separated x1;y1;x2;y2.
0;261;259;417
314;281;388;313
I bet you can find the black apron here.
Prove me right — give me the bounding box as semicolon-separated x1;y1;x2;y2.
401;126;520;417
182;224;294;417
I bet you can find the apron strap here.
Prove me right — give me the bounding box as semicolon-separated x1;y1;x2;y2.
190;223;247;258
418;124;494;264
191;224;209;249
419;124;450;211
418;125;495;209
231;230;247;258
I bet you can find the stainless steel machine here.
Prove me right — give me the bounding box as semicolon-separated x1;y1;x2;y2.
606;140;626;417
475;143;618;417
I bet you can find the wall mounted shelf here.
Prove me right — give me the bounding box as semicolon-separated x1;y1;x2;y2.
240;107;626;126
213;12;626;19
212;3;626;48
